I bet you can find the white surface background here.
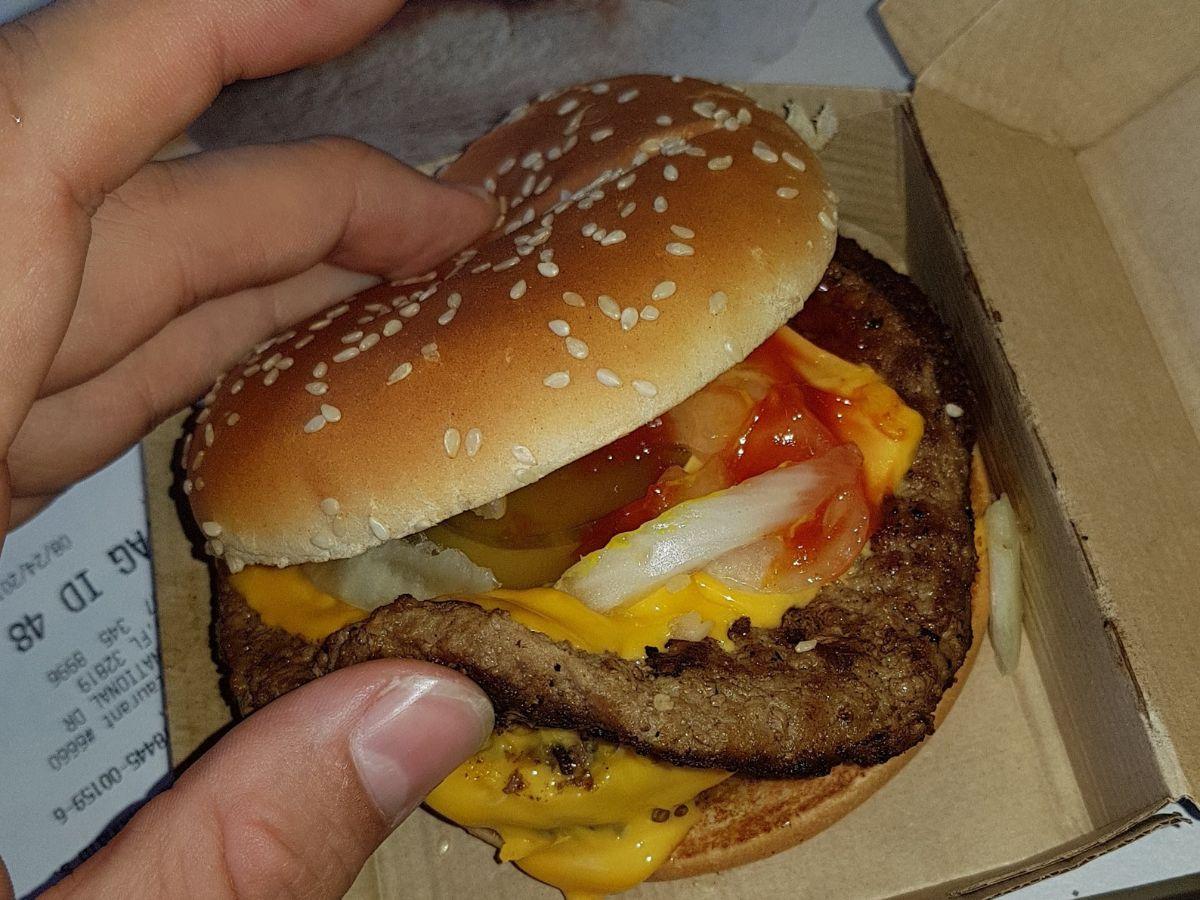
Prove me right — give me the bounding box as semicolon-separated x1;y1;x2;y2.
0;0;1194;896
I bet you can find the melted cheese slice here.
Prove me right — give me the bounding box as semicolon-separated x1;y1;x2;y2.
426;727;728;898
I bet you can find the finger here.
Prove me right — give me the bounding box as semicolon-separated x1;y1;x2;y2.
0;0;407;211
44;137;493;394
10;492;56;528
47;661;493;900
11;264;383;497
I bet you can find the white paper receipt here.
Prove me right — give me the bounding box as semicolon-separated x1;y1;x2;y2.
0;449;169;897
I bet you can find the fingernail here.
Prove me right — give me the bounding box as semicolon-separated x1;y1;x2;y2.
445;181;496;206
349;674;494;827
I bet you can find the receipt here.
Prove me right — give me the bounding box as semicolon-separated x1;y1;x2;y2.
0;449;168;897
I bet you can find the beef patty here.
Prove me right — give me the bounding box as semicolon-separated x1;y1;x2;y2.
215;239;977;778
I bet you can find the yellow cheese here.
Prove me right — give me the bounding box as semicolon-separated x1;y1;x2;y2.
229;565;366;640
772;326;924;503
425;727;729;898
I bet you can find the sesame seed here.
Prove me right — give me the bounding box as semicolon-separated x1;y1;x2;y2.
565;336;589;359
738;107;752;124
294;335;314;349
632;151;649;166
722;116;740;131
538;261;560;277
633;380;658;398
510;279;528;300
590;126;614;142
320;403;342;423
535;174;552;194
641;305;661;320
600;230;626;246
512;445;536;465
557;97;580;115
243;364;261;377
563;291;585;307
543;371;570;389
672;74;684;83
656;114;673;126
620;202;636;218
520;174;536;197
444;428;462;458
818;210;836;230
581;222;598;238
226;413;240;426
666;242;694;256
617;173;636;191
368;517;390;541
263;352;283;370
752;140;779;163
777;187;800;199
562;134;579;152
591;81;609;94
341;331;363;344
546;145;562;161
277;357;294;370
333;348;359;363
653;195;668;213
191;450;204;470
596;368;622;387
670;224;695;239
652;281;676;301
381;319;402;338
422;342;440;361
201;521;222;537
204;423;215;447
400;302;421;318
321;498;340;516
946;403;965;418
306;381;329;395
598;295;621;319
498;156;516;175
465;428;482;457
724;340;736;354
471;262;492;274
438;308;456;325
708;156;733;171
359;333;380;351
692;100;716;118
663;164;678;182
494;256;520;271
782;151;806;171
522;150;542;169
264;368;279;386
484;176;496;193
540;248;554;262
709;291;728;315
304;415;326;433
387;362;413;384
309;318;331;331
182;479;192;495
618;88;639;103
313;362;328;378
620;307;638;330
327;303;350;318
548;319;570;337
591;228;607;242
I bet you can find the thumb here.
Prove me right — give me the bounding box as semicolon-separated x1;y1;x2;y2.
48;661;493;899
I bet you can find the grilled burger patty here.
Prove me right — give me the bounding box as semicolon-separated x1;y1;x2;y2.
215;239;977;778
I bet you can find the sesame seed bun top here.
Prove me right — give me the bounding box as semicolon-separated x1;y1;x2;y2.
185;74;838;570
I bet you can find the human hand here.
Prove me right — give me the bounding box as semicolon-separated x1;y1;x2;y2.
0;0;497;895
0;0;495;537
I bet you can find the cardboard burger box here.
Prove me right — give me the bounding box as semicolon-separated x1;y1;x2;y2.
144;1;1200;895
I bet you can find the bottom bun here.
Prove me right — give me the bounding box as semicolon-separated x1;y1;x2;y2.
652;447;993;879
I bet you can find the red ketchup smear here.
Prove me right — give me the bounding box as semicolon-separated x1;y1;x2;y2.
577;334;875;589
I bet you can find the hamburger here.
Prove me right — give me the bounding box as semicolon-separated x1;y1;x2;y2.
184;75;990;896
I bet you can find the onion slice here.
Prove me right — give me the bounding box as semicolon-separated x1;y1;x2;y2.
556;445;862;612
301;536;498;611
985;494;1022;674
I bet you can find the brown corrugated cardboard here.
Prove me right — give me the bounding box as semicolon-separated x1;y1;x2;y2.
148;3;1199;893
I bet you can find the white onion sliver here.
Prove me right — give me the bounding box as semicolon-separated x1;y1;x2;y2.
556;448;857;612
985;494;1022;674
301;536;498;610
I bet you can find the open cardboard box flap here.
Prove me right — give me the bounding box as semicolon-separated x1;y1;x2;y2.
882;0;1200;804
149;4;1199;896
